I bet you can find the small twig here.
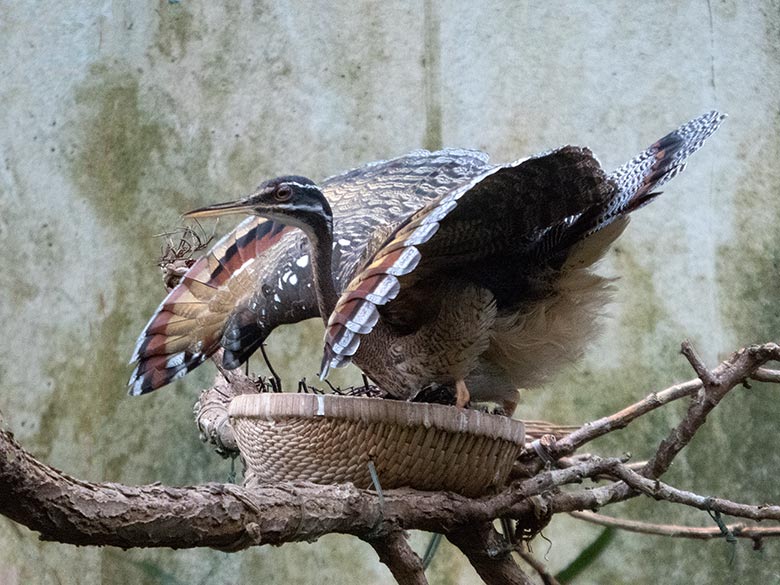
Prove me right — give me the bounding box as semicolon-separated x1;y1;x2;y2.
750;367;780;383
515;546;562;585
156;223;215;290
324;378;341;394
538;377;702;461
260;343;282;392
680;339;720;387
570;510;780;541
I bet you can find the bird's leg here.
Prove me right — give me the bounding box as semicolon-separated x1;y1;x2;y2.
455;379;470;408
501;397;518;417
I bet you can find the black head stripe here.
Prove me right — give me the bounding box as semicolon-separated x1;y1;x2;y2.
258;175;317;190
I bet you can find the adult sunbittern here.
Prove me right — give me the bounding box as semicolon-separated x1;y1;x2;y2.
130;111;724;413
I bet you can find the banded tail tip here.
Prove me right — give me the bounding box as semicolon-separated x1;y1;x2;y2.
683;110;726;143
126;351;206;396
127;368;146;396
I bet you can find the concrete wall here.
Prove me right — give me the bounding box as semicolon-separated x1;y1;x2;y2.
1;1;779;583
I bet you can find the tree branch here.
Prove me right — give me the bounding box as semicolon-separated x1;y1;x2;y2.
545;377;702;459
643;342;780;479
447;523;534;585
367;531;428;585
610;465;780;521
4;341;780;584
522;342;780;484
570;510;780;542
0;425;625;549
515;547;562;585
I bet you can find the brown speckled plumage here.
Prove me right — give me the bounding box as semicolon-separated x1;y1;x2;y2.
130;112;725;412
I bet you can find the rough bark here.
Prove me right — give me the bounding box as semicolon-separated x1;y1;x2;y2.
0;425;615;550
367;531;429;585
3;342;780;584
448;523;534;585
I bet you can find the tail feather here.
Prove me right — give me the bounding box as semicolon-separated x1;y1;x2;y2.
128;217;292;396
606;110;725;223
558;111;724;270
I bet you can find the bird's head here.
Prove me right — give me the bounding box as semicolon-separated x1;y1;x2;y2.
185;176;332;232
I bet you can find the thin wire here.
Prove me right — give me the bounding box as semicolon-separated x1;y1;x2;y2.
367;461;385;511
421;533;442;569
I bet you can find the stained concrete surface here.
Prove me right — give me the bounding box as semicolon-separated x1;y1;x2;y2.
1;2;779;583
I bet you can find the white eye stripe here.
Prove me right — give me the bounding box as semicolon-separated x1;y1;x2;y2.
286;202;327;214
284;182;320;190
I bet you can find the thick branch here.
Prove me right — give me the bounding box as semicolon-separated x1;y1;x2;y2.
0;426;624;549
447;523;534;585
4;340;780;585
367;531;428;585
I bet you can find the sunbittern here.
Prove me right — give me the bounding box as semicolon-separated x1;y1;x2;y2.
130;111;724;414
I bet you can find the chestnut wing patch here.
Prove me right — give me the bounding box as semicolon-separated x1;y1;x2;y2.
129;217;292;395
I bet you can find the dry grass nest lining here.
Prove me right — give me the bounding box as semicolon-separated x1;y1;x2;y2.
229;394;525;497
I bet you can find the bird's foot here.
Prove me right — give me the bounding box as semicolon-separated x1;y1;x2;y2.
455;379;470;409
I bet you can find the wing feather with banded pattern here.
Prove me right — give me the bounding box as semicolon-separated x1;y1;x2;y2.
128;217;294;395
321;111;725;376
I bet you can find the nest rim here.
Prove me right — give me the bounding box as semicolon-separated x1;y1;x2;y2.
228;393;525;443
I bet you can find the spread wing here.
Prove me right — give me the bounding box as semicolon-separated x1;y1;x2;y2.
128;148;493;395
128;217;312;395
321;111;725;375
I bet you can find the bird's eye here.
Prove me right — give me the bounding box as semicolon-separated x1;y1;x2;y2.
275;185;293;201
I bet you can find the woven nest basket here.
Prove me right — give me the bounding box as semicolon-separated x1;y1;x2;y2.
228;394;525;497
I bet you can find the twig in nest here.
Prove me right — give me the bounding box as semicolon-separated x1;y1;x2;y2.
297;379;325;395
323;378;341;394
156;223;215;290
